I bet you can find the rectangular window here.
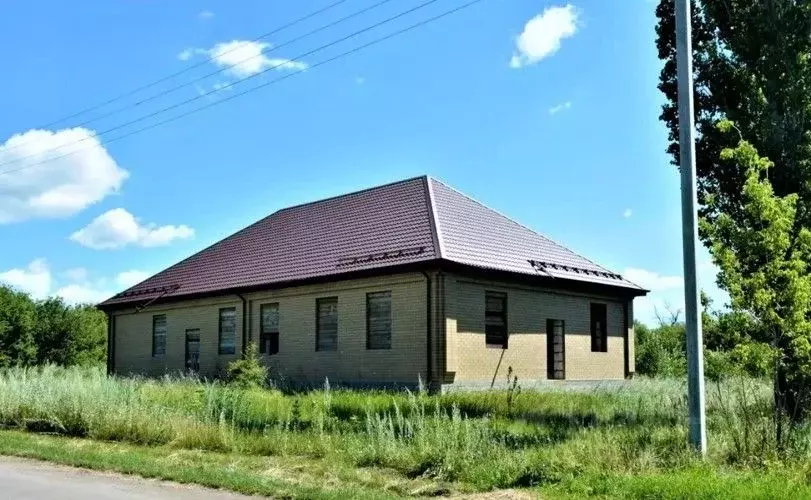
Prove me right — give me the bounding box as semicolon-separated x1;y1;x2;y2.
260;303;279;355
547;319;565;380
591;303;608;352
366;291;392;350
218;307;237;355
152;314;166;357
316;297;338;351
485;292;508;348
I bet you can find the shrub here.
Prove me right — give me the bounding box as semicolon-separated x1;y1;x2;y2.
226;343;267;389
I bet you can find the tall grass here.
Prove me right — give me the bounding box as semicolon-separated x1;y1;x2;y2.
0;365;802;491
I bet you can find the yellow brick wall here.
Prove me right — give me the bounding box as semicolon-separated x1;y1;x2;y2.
113;296;242;378
627;302;635;375
112;270;635;385
244;273;428;385
113;273;428;384
443;274;633;383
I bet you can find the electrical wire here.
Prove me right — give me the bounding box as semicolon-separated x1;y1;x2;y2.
0;0;487;177
0;0;440;170
53;0;400;135
27;0;350;132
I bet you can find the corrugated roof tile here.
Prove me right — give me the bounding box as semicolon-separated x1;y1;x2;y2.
101;175;642;307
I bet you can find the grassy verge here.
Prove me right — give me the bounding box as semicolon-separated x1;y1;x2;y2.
2;366;811;498
0;430;431;499
2;430;809;499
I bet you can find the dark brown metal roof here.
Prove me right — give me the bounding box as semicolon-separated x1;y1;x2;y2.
428;178;642;289
100;176;643;308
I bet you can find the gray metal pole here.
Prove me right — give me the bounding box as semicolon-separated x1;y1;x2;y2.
674;0;707;455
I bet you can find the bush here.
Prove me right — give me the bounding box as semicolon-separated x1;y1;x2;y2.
226;343;267;389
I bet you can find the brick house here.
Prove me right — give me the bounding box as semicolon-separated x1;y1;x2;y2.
98;176;647;389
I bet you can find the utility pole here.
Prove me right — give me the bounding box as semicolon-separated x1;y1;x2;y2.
674;0;707;455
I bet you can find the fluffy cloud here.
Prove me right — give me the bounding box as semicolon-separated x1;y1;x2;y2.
625;259;728;326
116;270;151;288
623;267;684;325
0;259;152;305
179;40;307;79
70;208;194;250
0;128;129;224
0;259;51;299
510;4;579;68
624;268;682;291
177;48;195;61
62;267;89;283
548;101;572;115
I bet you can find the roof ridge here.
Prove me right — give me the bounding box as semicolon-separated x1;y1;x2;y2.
428;176;616;274
275;175;428;214
424;175;445;259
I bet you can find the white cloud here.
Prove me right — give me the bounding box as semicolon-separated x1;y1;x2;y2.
510;4;579;68
623;208;633;218
548;101;572;115
116;270;150;288
212;81;233;92
0;259;151;305
198;10;214;20
0;259;52;299
70;208;194;250
0;128;129;224
625;256;728;326
62;267;89;283
55;284;112;305
181;40;307;79
177;48;196;61
624;268;682;291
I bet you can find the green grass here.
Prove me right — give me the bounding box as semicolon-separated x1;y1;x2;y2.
1;366;811;498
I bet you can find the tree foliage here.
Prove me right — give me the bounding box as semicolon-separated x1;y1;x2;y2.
656;0;811;425
656;0;811;227
226;342;268;389
0;285;107;368
702;126;811;421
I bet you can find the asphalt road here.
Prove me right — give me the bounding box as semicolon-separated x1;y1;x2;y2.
0;457;263;500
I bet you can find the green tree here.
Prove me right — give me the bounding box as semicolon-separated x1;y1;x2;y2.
68;305;107;366
656;0;811;226
0;286;37;367
656;0;811;428
226;342;268;389
33;298;106;367
701;125;810;432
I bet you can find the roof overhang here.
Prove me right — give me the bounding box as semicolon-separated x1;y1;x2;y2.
98;258;647;313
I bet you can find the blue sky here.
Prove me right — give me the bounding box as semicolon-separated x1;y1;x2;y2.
0;0;721;324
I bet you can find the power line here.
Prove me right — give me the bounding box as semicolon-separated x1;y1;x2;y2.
0;0;440;171
50;0;400;134
26;0;350;132
0;0;486;178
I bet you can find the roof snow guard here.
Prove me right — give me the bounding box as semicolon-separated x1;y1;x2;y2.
99;176;645;309
337;246;426;268
116;283;181;299
529;260;625;281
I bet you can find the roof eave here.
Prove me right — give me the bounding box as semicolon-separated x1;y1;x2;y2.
97;259;445;312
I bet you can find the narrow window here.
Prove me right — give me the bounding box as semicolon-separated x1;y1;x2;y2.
591;303;608;352
316;297;338;351
547;319;565;380
218;307;237;355
152;314;166;357
485;292;508;348
260;303;280;355
366;291;392;350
